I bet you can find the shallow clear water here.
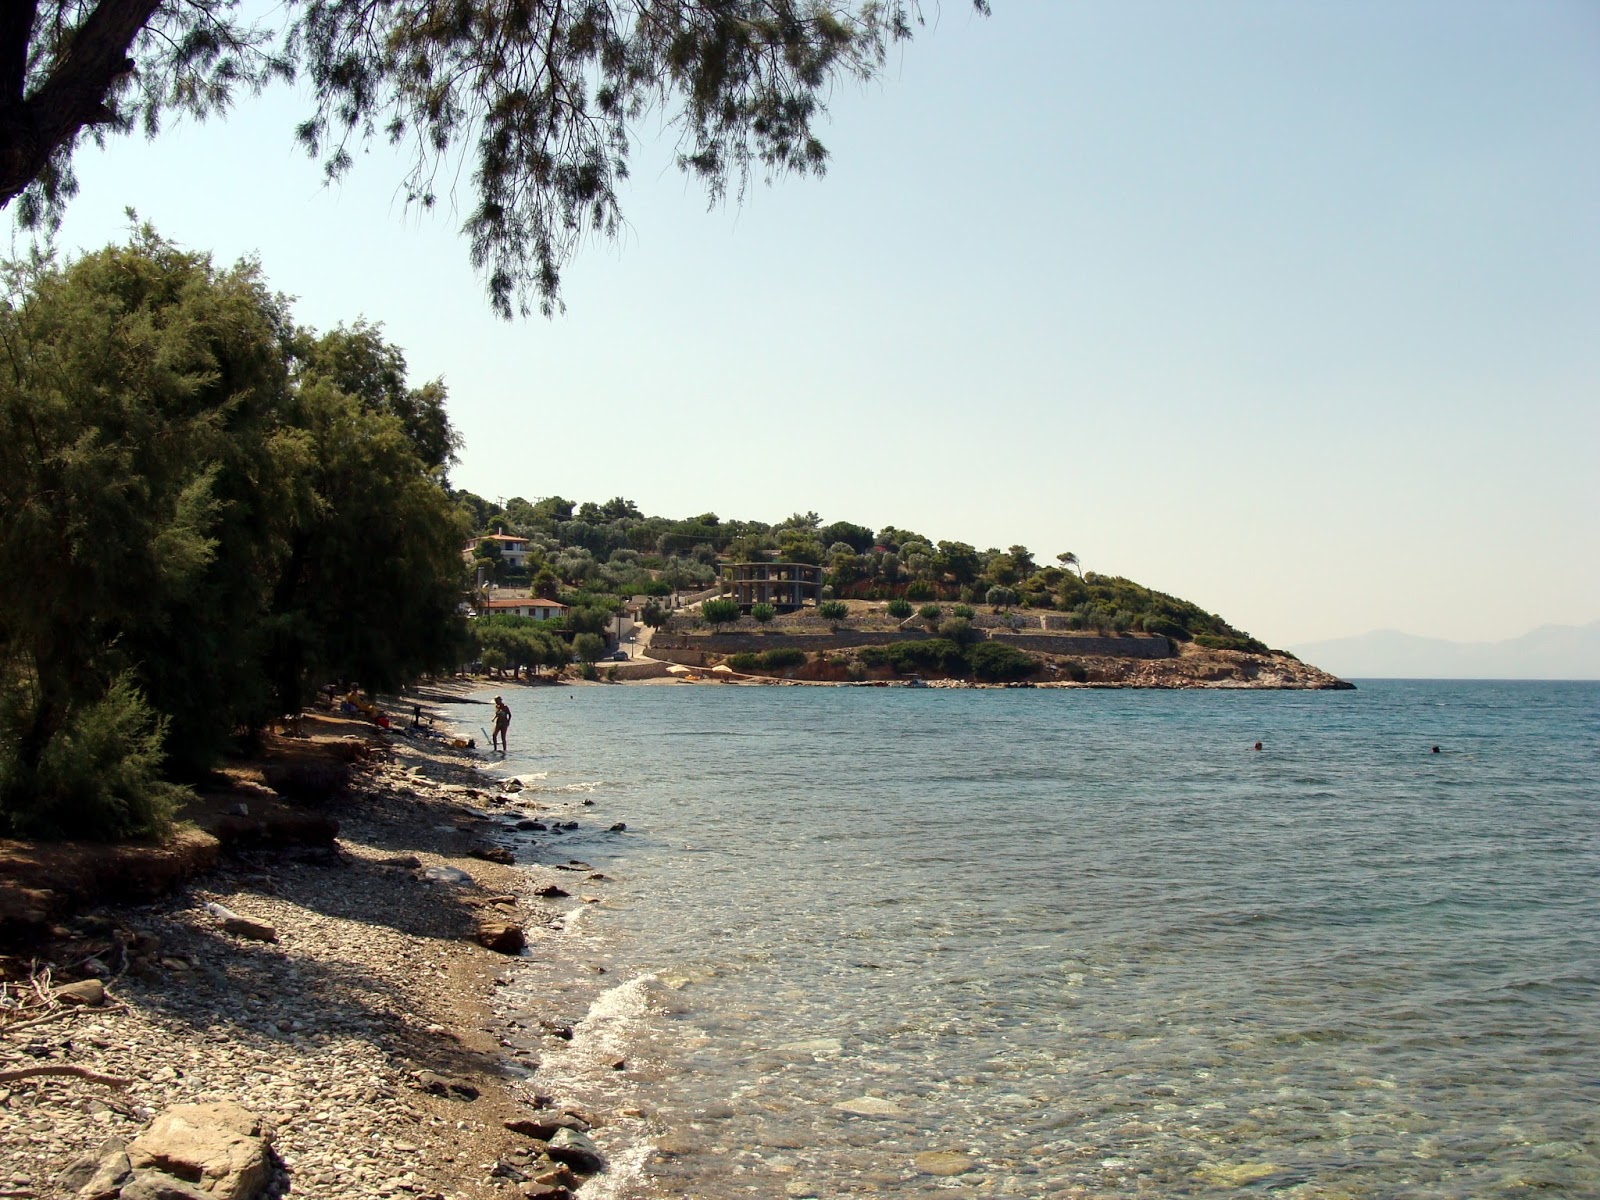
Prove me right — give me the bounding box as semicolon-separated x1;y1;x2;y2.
443;681;1600;1199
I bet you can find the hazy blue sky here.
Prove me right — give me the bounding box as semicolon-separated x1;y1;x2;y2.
23;1;1599;650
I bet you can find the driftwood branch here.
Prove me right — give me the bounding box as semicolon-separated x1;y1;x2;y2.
0;1063;131;1086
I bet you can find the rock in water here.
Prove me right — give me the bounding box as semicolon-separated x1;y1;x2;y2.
126;1101;273;1200
913;1151;974;1176
832;1096;906;1117
545;1127;606;1174
475;920;526;954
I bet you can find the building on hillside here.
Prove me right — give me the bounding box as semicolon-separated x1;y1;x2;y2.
465;533;534;570
722;562;823;612
483;596;567;621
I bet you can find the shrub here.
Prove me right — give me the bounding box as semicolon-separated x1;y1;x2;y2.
883;638;967;674
758;648;807;669
951;604;975;620
1194;633;1269;654
985;586;1019;610
725;652;760;671
1140;615;1190;640
818;600;849;622
701;598;741;626
750;602;776;624
967;641;1038;681
918;603;942;626
938;617;979;646
886;598;913;619
905;581;934;601
0;675;188;839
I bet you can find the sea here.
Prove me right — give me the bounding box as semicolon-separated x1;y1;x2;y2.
437;680;1600;1199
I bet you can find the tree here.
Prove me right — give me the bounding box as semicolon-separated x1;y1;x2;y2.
0;231;301;817
750;603;776;624
986;585;1019;610
2;3;988;317
294;322;460;473
572;633;605;664
818;600;848;626
701;598;740;628
1057;551;1083;578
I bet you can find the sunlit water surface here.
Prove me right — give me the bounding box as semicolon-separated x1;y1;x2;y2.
440;680;1600;1199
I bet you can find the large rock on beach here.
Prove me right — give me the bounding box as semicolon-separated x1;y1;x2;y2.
56;1138;130;1198
125;1101;273;1200
475;920;526;954
54;978;107;1006
118;1171;217;1200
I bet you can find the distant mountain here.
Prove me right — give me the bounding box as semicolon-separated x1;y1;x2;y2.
1290;621;1600;680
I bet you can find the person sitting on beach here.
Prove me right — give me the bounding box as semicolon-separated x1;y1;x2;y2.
492;696;511;753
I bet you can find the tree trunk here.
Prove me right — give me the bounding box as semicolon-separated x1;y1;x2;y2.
0;0;161;212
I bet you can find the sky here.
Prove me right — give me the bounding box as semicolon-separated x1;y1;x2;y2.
21;0;1600;651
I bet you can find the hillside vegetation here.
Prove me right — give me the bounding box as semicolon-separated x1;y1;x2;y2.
458;498;1270;654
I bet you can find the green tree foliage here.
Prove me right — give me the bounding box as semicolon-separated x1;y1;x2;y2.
572;633;606;664
966;641;1037;681
938;617;979;646
859;639;967;675
818;600;849;623
750;603;776;624
701;598;741;627
986;586;1019;610
292;322;459;472
726;648;805;672
3;4;989;317
0;232;468;837
820;521;875;553
886;598;913;619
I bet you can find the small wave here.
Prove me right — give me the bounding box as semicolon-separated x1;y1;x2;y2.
548;973;657;1084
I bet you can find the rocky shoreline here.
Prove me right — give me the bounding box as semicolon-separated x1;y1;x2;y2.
1;694;619;1200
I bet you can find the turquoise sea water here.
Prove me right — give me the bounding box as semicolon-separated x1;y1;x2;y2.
442;681;1600;1199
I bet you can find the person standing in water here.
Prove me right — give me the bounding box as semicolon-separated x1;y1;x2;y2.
492;696;511;754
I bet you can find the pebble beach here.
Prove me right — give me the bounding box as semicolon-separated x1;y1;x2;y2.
1;689;613;1200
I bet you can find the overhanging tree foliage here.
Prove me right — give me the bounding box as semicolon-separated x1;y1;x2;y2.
0;229;469;838
2;1;989;317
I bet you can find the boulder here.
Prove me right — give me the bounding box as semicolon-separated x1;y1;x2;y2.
118;1171;216;1200
221;917;277;944
503;1112;589;1140
471;846;516;865
533;884;569;899
544;1128;606;1174
475;921;526;954
55;1139;129;1198
126;1102;273;1200
54;978;107;1007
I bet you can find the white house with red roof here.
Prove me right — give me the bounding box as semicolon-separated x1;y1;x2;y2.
483;596;567;621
